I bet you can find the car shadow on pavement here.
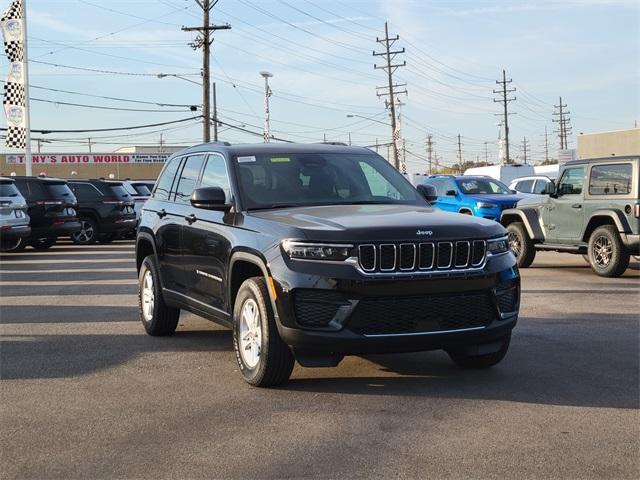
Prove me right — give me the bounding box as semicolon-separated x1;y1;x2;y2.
0;330;233;381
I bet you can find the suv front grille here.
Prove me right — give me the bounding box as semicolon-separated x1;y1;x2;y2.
347;291;495;335
358;240;486;274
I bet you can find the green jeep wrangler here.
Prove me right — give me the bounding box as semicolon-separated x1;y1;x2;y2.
500;156;639;277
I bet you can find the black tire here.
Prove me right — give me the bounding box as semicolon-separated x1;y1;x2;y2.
447;333;511;369
31;237;56;250
459;209;473;215
506;222;536;268
587;225;630;278
233;277;294;387
1;237;24;252
9;237;27;252
98;233;115;244
71;218;98;245
138;255;179;336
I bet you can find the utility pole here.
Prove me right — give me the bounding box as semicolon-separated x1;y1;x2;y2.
260;71;273;143
348;132;352;146
426;134;434;175
484;141;489;163
87;138;92;153
521;136;529;164
493;69;516;164
553;97;571;149
212;82;218;141
456;134;463;173
395;97;407;172
159;133;164;153
373;21;407;171
182;0;230;143
543;126;550;163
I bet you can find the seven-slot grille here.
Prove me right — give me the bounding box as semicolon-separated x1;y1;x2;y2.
358;240;486;273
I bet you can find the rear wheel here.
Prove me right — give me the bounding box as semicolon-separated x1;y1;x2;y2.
233;277;294;387
506;222;536;268
1;238;23;252
138;255;179;335
71;218;98;245
31;237;56;250
588;225;630;277
447;333;511;368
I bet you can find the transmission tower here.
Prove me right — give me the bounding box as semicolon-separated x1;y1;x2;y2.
493;69;516;164
374;22;407;171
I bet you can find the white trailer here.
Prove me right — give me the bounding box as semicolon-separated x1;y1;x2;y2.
463;164;535;185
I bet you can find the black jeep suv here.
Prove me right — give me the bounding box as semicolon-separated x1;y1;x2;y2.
136;143;520;387
68;179;137;244
12;176;81;250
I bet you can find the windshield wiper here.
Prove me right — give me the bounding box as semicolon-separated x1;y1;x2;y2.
247;204;301;211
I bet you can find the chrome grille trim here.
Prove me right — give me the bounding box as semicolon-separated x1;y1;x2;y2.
418;242;435;270
437;242;453;269
399;243;416;271
455;241;471;268
355;240;487;275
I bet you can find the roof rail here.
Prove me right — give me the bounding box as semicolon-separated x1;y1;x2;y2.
315;141;348;146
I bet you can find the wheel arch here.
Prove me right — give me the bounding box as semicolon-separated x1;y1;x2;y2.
228;251;275;317
581;210;629;242
136;231;158;273
500;208;544;241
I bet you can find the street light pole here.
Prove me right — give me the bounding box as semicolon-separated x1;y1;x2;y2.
260;71;273;143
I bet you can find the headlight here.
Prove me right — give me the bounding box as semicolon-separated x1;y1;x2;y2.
487;236;509;255
282;240;353;261
476;201;498;209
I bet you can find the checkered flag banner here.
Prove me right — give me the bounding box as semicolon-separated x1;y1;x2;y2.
2;0;27;148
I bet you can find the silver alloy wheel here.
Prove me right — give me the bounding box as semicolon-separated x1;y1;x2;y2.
239;298;262;369
592;235;613;268
74;220;95;243
141;269;155;322
508;231;522;257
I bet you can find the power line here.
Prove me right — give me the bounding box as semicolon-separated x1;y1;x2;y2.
0;116;202;134
30;60;200;77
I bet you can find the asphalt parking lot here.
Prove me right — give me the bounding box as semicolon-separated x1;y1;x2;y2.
1;241;638;479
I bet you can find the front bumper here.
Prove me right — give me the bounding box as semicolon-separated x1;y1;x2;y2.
268;249;520;357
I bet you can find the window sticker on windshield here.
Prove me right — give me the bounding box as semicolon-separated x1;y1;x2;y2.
461;181;479;190
270;157;291;163
237;156;256;163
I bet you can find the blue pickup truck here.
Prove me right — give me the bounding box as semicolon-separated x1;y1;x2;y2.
420;175;524;220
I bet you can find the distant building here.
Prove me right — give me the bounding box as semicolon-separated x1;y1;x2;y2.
114;145;187;154
577;128;640;159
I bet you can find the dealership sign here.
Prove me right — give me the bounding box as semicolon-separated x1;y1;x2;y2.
6;153;172;164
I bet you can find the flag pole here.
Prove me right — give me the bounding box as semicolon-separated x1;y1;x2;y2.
22;0;32;176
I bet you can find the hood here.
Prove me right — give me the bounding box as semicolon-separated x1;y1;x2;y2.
467;194;524;206
249;204;505;242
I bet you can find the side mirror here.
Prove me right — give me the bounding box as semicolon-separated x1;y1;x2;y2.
445;189;457;196
510;189;518;194
417;184;438;203
190;187;230;211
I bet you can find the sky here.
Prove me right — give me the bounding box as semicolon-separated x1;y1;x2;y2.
1;0;638;172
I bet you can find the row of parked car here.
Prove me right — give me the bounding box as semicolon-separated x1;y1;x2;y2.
0;175;154;252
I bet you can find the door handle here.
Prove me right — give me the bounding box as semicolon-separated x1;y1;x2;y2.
571;204;582;209
185;214;197;224
156;209;167;218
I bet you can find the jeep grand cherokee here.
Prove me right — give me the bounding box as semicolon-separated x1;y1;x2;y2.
136;143;520;387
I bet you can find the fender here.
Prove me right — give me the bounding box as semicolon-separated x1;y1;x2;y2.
581;210;631;241
500;208;545;241
135;230;160;275
228;250;278;319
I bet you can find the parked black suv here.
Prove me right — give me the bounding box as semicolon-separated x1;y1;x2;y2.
136;143;520;387
12;176;81;250
68;179;137;244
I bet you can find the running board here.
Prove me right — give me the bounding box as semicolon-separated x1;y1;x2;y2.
535;244;586;253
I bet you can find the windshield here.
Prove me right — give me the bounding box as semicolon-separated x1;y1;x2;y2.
0;182;20;197
456;178;512;195
234;153;423;210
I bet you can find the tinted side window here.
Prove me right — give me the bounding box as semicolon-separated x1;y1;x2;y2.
0;182;20;197
516;180;533;193
558;167;585;195
174;155;205;204
533;179;548;194
589;163;632;195
154;157;182;201
71;183;101;200
200;154;231;201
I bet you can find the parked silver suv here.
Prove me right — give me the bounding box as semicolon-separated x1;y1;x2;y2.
0;177;31;252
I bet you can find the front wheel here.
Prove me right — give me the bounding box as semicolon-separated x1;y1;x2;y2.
31;237;56;250
588;225;630;277
233;277;294;387
506;222;536;268
138;255;180;335
447;333;511;368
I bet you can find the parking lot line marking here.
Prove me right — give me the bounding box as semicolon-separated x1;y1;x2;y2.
0;268;134;274
0;295;137;306
0;279;137;286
